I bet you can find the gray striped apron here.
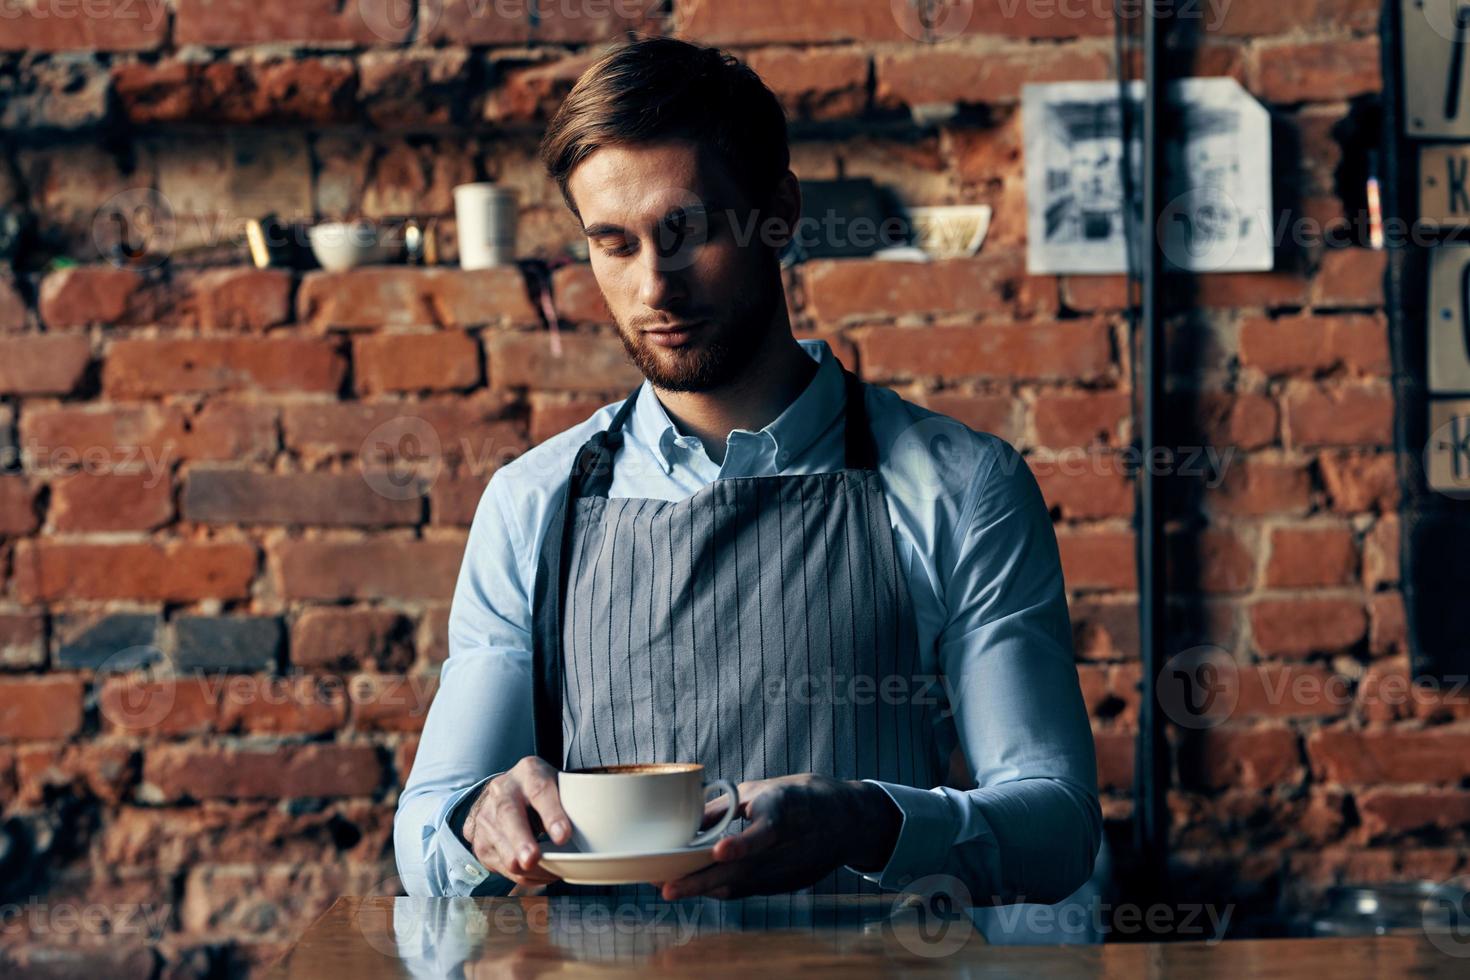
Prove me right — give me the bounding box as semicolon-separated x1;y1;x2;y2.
531;369;944;895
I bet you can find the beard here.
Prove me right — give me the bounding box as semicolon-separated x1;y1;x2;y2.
615;273;783;394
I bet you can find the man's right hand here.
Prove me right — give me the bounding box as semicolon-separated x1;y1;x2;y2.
461;756;572;887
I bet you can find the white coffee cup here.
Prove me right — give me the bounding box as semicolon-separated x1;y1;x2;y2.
557;763;739;854
453;182;518;269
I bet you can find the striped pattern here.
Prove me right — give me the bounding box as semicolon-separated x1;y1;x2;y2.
556;469;941;896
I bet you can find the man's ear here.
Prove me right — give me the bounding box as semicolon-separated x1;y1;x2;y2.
759;170;802;251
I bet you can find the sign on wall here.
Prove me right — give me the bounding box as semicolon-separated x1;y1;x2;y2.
1425;243;1470;392
1401;0;1470;139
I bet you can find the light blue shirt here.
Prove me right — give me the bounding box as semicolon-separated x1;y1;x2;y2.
395;339;1101;904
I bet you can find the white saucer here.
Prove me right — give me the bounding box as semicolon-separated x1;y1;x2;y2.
535;841;718;885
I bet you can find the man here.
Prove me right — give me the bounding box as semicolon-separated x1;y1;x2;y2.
395;36;1100;904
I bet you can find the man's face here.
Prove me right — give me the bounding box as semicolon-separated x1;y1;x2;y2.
568;140;787;392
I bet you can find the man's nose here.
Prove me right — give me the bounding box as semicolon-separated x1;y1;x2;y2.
636;247;689;311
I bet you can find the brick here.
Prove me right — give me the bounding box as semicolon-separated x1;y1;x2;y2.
1211;0;1380;36
528;392;618;445
1167;391;1279;451
1030;456;1134;520
919;393;1023;445
1318;451;1398;513
805;256;1029;323
348;674;438;732
1056;528;1135;591
549;264;612;325
37;265;141;326
298;268;538;330
49;471;175;532
1312;249;1387;309
430;0;658;44
1075;663;1140;723
1265;525;1359;588
143;742;383;801
100;799;392;868
483;50;599;124
97;676;218;736
103;337;346;397
1251;38;1381;104
182;469;421;526
487;331;644;392
353;331;482;394
180;862;376;938
876;43;1111;106
1167;528;1256;594
1308;728;1470;785
1250;597;1367;658
0;476;40;535
0;611;45;670
184;268;294;330
175;0;406;45
115;57;357;126
0;676;84;740
173;615;283;673
21;401;278;470
1234;662;1347;720
678;0;905;43
16;740;139;806
397;735;419;782
0;0;167;52
1060;276;1131;313
216;676;348;735
1284;383;1394;448
430;470;490;526
1033;390;1131;448
358;49;470;128
1179;726;1301;791
744;47;870;120
1070;597;1139;661
1203;458;1312;517
282;395;525;465
858;321;1114;383
290;608;414;672
1357;788;1470;838
1190;270;1311;310
273;537;466;600
1357;656;1470;724
1238;313;1389;377
0;334;91;394
13;540;256;602
54;611;161;671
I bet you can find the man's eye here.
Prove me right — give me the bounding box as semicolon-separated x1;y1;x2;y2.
600;239;637;258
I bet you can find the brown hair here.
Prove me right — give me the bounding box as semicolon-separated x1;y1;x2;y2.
539;35;790;220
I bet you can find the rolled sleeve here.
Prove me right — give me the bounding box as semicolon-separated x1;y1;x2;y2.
843;779;972;890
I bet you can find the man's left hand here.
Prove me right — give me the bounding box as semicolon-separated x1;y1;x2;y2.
655;774;901;901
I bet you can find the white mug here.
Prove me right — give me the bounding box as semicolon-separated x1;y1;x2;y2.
557;763;739;854
453;182;518;269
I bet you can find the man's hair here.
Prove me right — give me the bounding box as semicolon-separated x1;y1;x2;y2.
539;35;791;220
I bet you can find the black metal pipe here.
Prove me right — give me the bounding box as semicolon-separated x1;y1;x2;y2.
1133;0;1170;902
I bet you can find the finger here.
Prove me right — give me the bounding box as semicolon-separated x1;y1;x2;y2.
661;859;749;900
711;814;781;863
485;789;542;875
522;769;572;846
700;780;762;827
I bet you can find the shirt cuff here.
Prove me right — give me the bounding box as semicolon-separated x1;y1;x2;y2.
843;779;963;891
435;775;510;896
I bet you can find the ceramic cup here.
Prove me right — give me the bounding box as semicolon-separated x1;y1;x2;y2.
453;182;518;269
557;763;739;854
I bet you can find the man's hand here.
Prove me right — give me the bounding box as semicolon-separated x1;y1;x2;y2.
655;774;901;901
460;756;572;888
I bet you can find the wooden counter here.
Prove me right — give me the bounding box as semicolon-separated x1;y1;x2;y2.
264;894;1469;978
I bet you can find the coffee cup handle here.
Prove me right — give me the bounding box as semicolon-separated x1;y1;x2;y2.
690;778;740;846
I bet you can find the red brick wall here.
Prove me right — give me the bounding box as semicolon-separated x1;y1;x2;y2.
3;0;1459;974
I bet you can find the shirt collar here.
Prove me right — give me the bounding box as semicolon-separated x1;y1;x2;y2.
629;339;845;473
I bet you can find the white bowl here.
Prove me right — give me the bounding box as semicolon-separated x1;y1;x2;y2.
309;221;394;271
